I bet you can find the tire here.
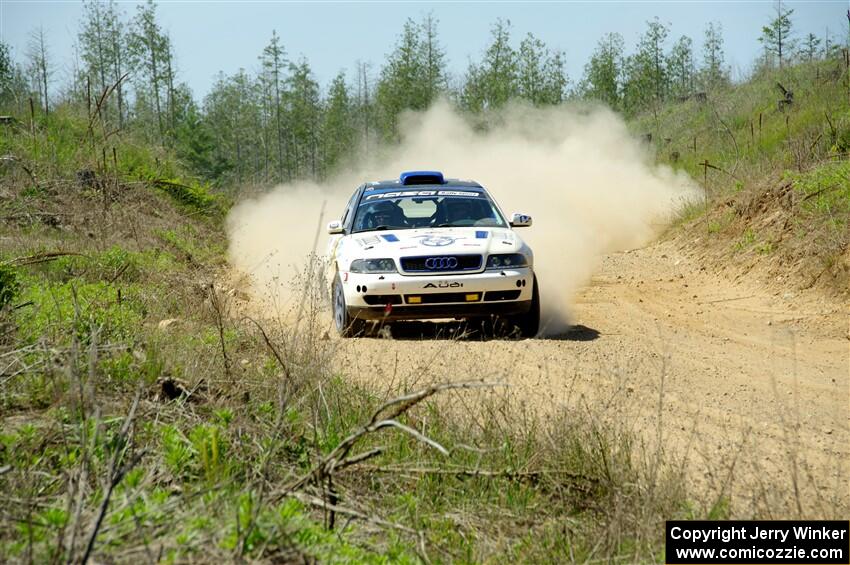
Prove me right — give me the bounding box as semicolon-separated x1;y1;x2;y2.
513;275;540;338
332;273;366;337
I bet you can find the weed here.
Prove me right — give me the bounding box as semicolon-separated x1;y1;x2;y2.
788;161;850;229
15;279;144;344
735;228;757;251
0;263;20;307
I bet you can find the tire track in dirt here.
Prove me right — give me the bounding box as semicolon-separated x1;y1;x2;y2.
334;240;849;516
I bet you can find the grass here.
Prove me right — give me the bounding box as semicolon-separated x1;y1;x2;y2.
1;102;703;562
634;57;850;292
3;61;845;562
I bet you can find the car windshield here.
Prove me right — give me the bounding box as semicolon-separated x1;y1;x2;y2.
353;191;507;233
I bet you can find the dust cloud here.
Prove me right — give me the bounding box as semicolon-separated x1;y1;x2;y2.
226;100;700;334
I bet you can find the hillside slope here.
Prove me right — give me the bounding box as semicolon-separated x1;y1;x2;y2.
632;59;850;296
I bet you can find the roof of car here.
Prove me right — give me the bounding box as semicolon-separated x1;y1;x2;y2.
363;179;485;192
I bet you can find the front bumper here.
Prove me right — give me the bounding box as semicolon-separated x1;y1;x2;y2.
349;300;532;321
341;267;534;321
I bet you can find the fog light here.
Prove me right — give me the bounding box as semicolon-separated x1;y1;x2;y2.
465;294;480;302
408;296;422;304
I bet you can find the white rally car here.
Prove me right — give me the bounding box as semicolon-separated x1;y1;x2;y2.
326;171;539;337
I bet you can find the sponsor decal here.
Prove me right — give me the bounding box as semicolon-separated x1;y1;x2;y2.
418;235;457;247
424;281;463;289
363;190;480;201
357;235;381;246
475;230;488;239
381;234;399;242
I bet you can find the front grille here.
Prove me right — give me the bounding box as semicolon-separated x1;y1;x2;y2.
363;294;403;305
405;293;482;304
484;290;522;301
400;254;482;273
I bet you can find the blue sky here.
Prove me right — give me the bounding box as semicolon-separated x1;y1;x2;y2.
1;1;845;100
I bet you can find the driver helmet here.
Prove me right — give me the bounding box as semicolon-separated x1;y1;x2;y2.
445;199;472;223
370;201;397;227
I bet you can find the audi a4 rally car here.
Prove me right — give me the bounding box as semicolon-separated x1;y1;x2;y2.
326;171;539;337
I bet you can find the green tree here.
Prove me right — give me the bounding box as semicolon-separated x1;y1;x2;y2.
420;13;448;103
517;33;567;106
174;100;225;180
78;0;128;126
79;1;112;113
203;70;264;184
105;1;127;127
0;41;27;112
287;59;322;178
622;18;669;114
128;0;171;139
353;60;374;156
260;30;288;182
801;32;821;62
375;18;427;137
700;22;727;90
579;32;624;109
759;0;795;69
461;19;518;112
667;35;695;99
321;72;355;176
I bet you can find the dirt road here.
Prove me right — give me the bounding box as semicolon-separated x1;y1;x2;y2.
334;240;849;516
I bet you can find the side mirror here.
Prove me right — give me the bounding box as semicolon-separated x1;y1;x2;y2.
327;220;344;235
509;213;532;227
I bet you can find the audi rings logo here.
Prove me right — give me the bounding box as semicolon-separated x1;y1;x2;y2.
424;256;458;270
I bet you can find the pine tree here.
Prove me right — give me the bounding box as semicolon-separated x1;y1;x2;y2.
260;31;288;182
420;13;448;104
759;0;796;68
79;1;111;113
802;32;821;62
0;41;27;111
321;72;355;176
579;32;624;109
353;60;373;156
700;22;727;90
667;35;695;99
288;59;321;178
622;18;669;113
79;1;127;126
517;33;567;106
461;19;518;112
105;2;127;127
128;0;171;139
375;18;427;137
26;26;51;115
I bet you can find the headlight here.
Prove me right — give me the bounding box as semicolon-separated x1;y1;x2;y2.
485;253;528;269
350;258;397;273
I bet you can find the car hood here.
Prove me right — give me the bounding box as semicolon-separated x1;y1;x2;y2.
334;227;532;269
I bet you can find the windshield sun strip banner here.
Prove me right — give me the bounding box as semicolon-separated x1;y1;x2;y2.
361;190;482;203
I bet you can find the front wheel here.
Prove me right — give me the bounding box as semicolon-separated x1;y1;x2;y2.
513;275;540;338
332;273;366;337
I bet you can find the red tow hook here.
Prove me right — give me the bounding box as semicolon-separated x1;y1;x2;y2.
384;302;393;316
